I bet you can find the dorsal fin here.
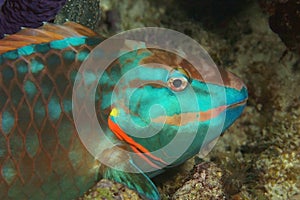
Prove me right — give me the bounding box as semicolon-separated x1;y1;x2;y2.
0;22;98;54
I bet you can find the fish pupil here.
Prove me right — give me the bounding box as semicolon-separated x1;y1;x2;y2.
173;79;182;88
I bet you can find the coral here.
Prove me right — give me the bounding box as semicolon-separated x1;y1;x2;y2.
154;159;195;199
172;162;226;200
98;0;166;36
260;0;300;54
79;179;142;200
0;0;66;38
205;2;300;199
55;0;101;30
252;95;300;199
174;0;250;30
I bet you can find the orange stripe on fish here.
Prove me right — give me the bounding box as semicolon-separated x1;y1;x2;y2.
108;116;168;168
151;105;228;126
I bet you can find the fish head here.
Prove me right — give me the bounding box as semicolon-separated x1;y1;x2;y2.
100;47;248;171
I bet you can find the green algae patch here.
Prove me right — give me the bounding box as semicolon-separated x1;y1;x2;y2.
79;179;143;200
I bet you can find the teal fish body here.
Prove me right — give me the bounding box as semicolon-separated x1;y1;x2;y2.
0;23;248;200
0;23;104;200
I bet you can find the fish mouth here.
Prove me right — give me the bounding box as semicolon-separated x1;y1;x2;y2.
227;98;248;109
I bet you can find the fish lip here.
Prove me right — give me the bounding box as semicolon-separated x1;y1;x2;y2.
227;98;248;109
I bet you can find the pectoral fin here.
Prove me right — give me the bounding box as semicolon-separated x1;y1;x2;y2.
100;146;160;200
102;165;160;200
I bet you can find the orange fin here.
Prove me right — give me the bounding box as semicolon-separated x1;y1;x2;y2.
0;22;98;54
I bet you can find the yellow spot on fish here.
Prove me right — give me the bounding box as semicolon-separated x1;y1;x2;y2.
110;108;119;117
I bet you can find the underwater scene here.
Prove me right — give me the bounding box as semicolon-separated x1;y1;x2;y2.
0;0;299;199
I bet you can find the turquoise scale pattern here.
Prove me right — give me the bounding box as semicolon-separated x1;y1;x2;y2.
0;37;103;199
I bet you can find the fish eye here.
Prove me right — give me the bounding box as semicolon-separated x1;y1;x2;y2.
167;77;188;91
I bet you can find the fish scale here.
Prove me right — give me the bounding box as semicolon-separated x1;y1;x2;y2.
0;26;103;199
0;22;248;200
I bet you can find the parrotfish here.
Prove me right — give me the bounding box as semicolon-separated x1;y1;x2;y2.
0;22;248;199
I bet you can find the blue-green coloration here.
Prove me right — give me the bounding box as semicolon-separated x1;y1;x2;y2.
24;80;37;98
0;23;247;200
2;111;14;134
18;46;35;56
16;61;28;74
77;50;90;61
30;58;44;73
48;98;62;120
